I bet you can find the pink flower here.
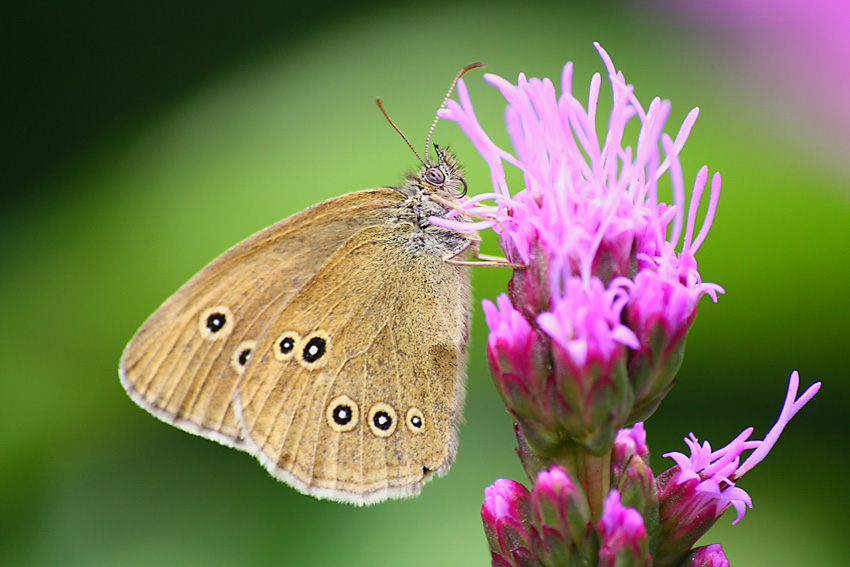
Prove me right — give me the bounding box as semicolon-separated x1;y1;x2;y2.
662;371;820;524
654;372;821;565
438;44;721;313
455;43;821;567
662;428;759;526
438;44;724;451
538;276;639;370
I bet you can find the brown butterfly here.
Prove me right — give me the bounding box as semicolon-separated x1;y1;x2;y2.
120;65;490;505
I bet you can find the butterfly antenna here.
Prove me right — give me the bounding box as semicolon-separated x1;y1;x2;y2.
424;62;485;163
377;98;427;167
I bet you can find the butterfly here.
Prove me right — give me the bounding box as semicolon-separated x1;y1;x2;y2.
120;64;489;505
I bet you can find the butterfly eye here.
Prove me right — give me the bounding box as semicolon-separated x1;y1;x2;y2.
326;395;359;432
424;167;445;185
368;403;398;437
406;407;425;434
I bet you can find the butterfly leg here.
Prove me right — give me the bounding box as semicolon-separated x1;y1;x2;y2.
442;242;525;268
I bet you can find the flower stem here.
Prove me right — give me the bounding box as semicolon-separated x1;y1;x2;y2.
575;448;611;521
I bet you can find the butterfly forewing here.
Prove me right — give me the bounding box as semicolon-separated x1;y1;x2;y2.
120;189;411;449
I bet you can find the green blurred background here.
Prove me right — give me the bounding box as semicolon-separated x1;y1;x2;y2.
2;1;847;565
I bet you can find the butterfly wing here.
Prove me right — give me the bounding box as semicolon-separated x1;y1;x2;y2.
120;189;411;449
235;220;473;505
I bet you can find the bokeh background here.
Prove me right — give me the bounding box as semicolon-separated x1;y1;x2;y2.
2;1;847;565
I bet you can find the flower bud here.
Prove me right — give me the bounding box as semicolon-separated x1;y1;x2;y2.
681;544;729;567
538;277;639;454
611;425;658;542
596;490;650;567
611;423;650;482
507;235;553;322
481;479;541;567
483;295;552;418
530;465;591;565
624;267;702;423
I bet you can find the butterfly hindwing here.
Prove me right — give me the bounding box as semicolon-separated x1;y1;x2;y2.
236;220;472;504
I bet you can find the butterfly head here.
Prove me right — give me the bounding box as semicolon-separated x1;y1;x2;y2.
417;144;467;198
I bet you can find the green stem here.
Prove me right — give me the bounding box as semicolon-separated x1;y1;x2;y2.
576;448;610;521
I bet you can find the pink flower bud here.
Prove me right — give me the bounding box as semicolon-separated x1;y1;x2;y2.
612;423;650;481
597;490;651;567
682;544;729;567
530;465;590;564
481;479;540;567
